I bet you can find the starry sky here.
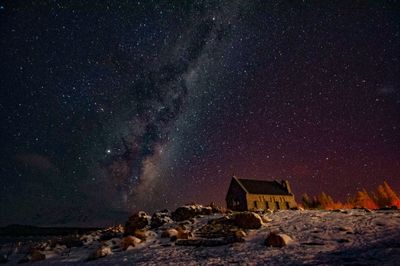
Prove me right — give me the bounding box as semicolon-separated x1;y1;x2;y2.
1;1;399;226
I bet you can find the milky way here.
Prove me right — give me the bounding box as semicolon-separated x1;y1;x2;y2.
1;1;399;226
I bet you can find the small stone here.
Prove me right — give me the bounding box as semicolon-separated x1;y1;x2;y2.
235;229;246;238
88;246;112;260
265;232;293;247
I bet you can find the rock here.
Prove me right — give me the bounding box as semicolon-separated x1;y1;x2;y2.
22;249;46;262
88;246;112;260
171;204;213;221
175;227;192;240
234;212;263;229
59;235;84;248
197;216;238;239
125;211;151;235
208;215;235;226
161;228;179;238
261;215;272;223
151;210;173;228
265;232;293;247
104;238;121;249
121;236;141;250
235;229;246;238
133;229;148;241
101;224;125;240
208;202;225;213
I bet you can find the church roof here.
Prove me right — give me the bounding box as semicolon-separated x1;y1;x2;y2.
236;178;291;195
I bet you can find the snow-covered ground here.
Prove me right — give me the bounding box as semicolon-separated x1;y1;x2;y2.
2;209;400;265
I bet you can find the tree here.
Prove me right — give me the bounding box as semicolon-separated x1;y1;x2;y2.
317;192;335;209
353;189;378;209
301;193;311;209
375;181;400;208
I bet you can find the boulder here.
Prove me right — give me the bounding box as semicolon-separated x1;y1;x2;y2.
151;210;173;228
234;212;263;229
121;236;141;250
28;249;46;262
265;232;293;247
170;227;192;241
171;204;212;221
133;229;148;241
176;229;192;240
101;224;125;240
88;246;112;260
125;211;150;235
161;228;179;239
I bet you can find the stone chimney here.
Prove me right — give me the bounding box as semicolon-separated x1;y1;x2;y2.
281;180;292;194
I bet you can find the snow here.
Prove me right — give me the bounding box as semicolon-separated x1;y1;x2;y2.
2;209;400;265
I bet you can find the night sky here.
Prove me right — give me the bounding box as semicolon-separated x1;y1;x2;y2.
1;1;399;226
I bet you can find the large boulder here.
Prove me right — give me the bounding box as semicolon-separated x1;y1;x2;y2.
125;211;151;235
265;232;293;247
151;210;173;228
234;212;263;229
171;204;213;221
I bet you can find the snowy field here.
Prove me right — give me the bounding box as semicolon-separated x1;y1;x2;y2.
2;209;400;265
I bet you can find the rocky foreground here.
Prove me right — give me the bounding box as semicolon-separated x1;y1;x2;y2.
1;205;400;265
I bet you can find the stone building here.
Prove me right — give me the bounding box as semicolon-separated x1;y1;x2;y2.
225;176;297;211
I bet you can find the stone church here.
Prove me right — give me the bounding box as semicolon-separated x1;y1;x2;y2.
225;176;297;211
